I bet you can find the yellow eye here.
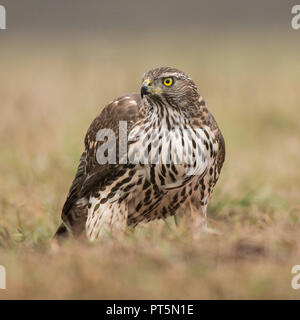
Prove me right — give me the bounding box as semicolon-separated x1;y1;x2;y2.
163;77;173;87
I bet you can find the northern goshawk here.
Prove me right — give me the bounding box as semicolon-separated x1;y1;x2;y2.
55;67;225;241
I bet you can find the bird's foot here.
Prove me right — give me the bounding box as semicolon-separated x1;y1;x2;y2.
191;219;222;240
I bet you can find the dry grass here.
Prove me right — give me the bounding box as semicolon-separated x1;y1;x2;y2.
0;33;300;299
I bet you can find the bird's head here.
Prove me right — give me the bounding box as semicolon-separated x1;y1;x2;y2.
140;67;199;110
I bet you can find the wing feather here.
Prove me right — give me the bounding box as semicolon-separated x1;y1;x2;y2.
54;93;142;238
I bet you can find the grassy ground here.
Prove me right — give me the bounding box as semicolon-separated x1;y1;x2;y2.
0;34;300;299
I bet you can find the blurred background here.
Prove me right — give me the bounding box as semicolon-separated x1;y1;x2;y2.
0;0;300;299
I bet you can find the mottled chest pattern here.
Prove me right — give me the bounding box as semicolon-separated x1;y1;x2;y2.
86;100;221;238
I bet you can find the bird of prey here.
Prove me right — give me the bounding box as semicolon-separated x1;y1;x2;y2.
55;67;225;241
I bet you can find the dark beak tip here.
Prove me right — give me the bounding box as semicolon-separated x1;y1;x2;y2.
141;85;149;98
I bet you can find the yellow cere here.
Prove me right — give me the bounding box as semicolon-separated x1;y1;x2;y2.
144;79;151;86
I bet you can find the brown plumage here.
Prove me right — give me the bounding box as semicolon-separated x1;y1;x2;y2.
55;67;225;241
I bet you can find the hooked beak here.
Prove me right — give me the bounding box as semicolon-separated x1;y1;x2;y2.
141;79;152;98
